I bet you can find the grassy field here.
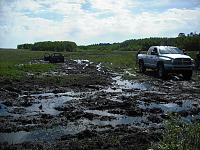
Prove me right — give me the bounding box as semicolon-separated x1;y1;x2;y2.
0;49;137;79
0;49;55;78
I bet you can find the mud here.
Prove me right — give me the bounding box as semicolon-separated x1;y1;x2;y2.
0;59;200;149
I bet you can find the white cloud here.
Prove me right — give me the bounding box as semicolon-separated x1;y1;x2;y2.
15;0;42;11
0;0;200;48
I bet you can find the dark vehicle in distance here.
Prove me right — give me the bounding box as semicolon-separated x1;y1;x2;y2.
44;53;64;63
44;53;50;61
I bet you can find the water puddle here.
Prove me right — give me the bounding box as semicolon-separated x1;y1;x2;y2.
73;59;90;64
0;131;31;144
1;91;90;117
183;114;200;122
97;63;103;72
1;115;134;145
0;107;151;144
0;124;87;144
0;103;12;116
124;70;136;77
73;59;92;70
112;76;151;91
25;96;73;116
25;92;93;116
138;100;194;113
90;116;148;127
102;87;122;93
84;110;148;127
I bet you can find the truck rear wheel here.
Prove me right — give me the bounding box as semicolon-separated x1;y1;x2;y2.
157;63;166;79
182;70;192;80
139;60;146;73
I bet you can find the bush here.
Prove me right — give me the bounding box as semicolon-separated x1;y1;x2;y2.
17;44;33;49
152;116;200;150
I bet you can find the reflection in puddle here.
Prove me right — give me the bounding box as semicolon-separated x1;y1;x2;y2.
138;100;193;113
84;110;148;127
0;116;148;145
85;110;120;117
0;91;90;117
0;103;11;116
0;131;30;144
103;87;122;93
0;124;87;144
102;75;151;94
25;95;73;116
112;76;151;91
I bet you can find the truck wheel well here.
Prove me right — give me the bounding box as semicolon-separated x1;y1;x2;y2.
139;59;143;63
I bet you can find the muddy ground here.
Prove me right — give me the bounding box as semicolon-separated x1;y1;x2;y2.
0;59;200;150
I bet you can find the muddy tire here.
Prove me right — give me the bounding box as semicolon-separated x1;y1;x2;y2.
182;70;192;80
139;60;146;73
157;63;166;79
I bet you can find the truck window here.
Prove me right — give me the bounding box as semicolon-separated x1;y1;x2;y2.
151;48;158;55
147;47;152;55
159;47;183;54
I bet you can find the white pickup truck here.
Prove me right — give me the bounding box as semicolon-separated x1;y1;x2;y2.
137;46;194;79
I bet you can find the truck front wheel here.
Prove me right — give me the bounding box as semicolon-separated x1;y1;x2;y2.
182;70;192;80
139;60;146;73
157;63;166;79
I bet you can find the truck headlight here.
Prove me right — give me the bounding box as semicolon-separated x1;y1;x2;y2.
191;59;195;66
191;59;194;64
165;59;173;64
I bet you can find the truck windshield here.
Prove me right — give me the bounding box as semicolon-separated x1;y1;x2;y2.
159;47;183;54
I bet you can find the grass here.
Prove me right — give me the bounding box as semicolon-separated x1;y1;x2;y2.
0;49;138;79
151;115;200;150
0;49;55;79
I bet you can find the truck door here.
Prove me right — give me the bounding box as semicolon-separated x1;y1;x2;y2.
144;48;152;67
150;48;159;68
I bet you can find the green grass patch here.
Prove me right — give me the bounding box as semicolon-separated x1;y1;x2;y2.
0;49;137;79
0;49;56;79
151;116;200;150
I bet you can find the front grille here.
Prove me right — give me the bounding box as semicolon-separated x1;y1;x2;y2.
173;58;192;65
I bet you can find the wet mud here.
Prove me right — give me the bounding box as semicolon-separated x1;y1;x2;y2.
0;59;200;149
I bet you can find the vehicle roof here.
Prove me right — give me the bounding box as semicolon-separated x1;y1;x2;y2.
151;46;177;49
53;52;62;54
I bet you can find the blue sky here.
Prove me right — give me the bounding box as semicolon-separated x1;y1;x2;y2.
0;0;200;48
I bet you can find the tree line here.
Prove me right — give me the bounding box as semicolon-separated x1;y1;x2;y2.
17;44;33;49
17;32;200;52
78;32;200;51
17;41;77;52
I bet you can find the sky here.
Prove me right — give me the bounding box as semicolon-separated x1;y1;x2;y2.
0;0;200;48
